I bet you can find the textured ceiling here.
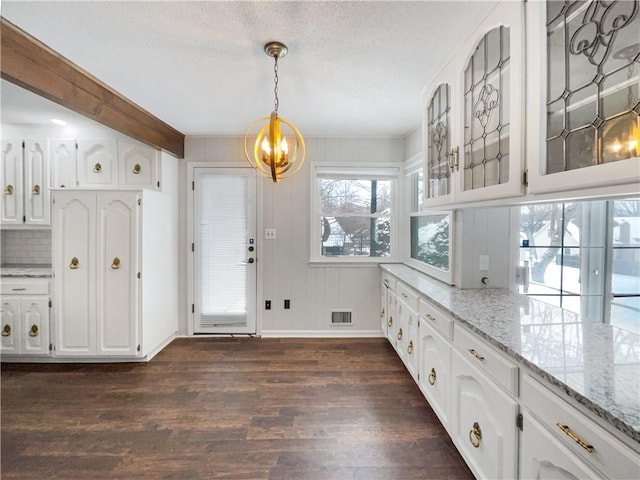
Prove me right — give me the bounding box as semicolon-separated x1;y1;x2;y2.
1;1;498;137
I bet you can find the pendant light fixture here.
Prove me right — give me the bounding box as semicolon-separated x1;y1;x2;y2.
244;41;305;183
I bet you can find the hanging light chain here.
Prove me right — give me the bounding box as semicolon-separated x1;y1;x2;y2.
273;55;280;114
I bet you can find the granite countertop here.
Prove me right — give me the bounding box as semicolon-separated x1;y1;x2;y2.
1;264;53;278
381;263;640;447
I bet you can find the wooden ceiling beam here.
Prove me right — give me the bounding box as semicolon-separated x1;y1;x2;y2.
0;17;185;158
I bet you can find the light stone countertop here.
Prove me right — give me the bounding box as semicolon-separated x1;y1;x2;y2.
381;263;640;447
1;264;53;278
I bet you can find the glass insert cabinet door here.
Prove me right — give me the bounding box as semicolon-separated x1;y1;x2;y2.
527;0;640;195
423;0;525;206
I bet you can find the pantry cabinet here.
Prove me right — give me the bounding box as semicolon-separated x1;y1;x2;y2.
0;279;50;356
77;139;118;188
526;0;640;195
1;138;50;226
50;139;77;189
423;0;526;207
52;189;177;359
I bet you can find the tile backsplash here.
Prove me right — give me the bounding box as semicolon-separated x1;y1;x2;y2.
1;230;52;265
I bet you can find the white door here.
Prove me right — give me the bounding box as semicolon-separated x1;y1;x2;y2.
193;168;257;334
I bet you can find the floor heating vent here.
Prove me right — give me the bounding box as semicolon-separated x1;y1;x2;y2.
331;311;352;325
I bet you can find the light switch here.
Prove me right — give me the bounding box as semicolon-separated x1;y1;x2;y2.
479;255;490;271
265;228;277;240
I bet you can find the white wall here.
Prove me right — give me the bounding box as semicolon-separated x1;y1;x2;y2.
180;136;405;336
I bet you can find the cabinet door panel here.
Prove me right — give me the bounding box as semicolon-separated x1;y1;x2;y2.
418;322;451;425
1;139;23;225
0;299;21;353
53;193;95;355
451;348;518;480
50;139;77;189
77;140;117;188
21;298;49;355
24;140;50;225
380;282;388;337
96;193;138;355
118;141;157;188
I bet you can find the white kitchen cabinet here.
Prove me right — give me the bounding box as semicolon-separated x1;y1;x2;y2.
1;138;50;226
386;289;397;347
395;282;420;381
0;279;50;356
418;319;452;426
118;140;159;189
526;0;640;196
52;189;177;359
77;139;118;188
423;0;526;207
451;347;519;480
521;374;640;480
50;139;77;189
380;272;396;337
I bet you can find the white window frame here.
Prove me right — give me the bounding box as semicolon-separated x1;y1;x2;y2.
309;163;400;264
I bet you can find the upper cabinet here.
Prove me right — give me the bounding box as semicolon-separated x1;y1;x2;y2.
527;0;639;195
423;1;526;207
1;138;50;226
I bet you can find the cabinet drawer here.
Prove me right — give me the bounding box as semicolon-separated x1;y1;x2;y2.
419;298;453;340
453;324;518;396
396;282;419;311
521;374;640;479
1;280;49;295
381;272;396;291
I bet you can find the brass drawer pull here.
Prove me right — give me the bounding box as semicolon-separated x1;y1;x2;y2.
401;293;408;298
29;325;38;337
133;163;141;174
32;184;40;195
387;316;393;327
425;313;435;321
407;340;413;355
4;184;13;195
2;325;11;337
468;348;485;362
556;423;594;453
380;308;385;318
383;279;390;287
469;422;482;448
428;367;437;385
397;328;403;341
93;162;102;173
111;257;121;269
69;257;79;269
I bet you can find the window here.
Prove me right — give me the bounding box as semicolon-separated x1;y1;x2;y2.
405;160;453;284
517;199;639;331
311;165;398;262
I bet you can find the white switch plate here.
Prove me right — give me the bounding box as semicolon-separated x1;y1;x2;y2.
479;255;490;271
265;228;277;240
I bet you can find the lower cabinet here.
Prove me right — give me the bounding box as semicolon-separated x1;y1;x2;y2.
0;279;50;356
418;320;451;425
52;189;177;359
451;347;519;480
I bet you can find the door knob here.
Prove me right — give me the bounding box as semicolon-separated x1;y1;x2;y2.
29;325;39;337
133;163;141;174
111;257;121;269
32;184;41;195
1;325;11;337
69;257;79;269
4;184;13;195
93;163;102;173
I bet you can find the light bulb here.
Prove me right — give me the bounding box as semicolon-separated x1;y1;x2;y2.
281;136;288;154
261;136;271;155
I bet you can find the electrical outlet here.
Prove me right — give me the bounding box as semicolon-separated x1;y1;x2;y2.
265;300;271;310
265;228;277;240
284;299;290;309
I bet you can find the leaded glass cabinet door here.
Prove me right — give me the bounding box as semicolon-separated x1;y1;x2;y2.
454;0;526;203
424;81;455;206
527;0;640;195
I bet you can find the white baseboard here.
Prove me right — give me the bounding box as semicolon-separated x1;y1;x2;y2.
260;329;384;338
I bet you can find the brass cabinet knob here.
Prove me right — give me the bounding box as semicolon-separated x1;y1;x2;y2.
428;367;437;385
133;163;141;174
469;422;482;448
32;184;40;195
407;340;413;355
69;257;79;269
93;163;102;173
111;257;121;269
397;328;403;341
29;325;38;337
4;184;14;195
1;324;11;337
387;316;393;327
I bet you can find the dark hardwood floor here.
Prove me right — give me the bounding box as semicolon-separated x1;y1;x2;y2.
1;337;473;480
